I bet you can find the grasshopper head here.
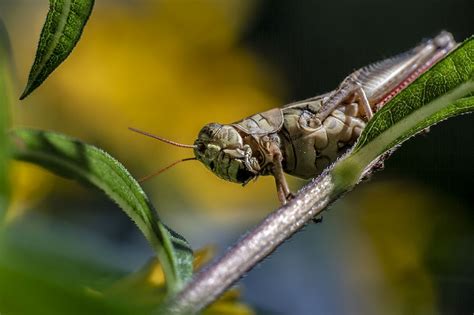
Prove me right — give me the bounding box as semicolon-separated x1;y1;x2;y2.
194;123;261;184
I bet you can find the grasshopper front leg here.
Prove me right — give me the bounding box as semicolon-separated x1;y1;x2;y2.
272;154;292;205
269;144;323;224
265;141;293;205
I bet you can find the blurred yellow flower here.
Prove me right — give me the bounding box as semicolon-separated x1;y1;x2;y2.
5;162;54;223
12;0;285;220
354;181;438;315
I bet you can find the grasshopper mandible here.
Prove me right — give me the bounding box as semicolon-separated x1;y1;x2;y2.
130;31;456;205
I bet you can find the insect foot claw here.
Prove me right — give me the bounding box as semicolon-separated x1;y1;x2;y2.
312;216;323;224
285;192;295;201
361;149;395;181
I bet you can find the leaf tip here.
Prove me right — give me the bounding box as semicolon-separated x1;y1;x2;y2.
19;86;30;100
20;78;39;100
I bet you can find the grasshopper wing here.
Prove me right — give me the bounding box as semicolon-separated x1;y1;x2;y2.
232;108;284;135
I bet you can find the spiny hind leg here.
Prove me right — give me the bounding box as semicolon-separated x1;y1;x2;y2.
316;74;375;121
317;79;373;122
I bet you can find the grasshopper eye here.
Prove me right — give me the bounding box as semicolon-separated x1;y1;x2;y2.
196;142;206;154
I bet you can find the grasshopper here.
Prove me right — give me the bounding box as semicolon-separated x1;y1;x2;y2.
130;31;456;205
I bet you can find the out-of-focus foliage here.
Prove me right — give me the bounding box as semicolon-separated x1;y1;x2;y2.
357;182;438;315
20;0;95;99
3;163;54;222
12;0;282;220
10;128;194;292
107;247;254;315
0;19;12;218
0;220;148;315
348;181;474;315
0;222;253;314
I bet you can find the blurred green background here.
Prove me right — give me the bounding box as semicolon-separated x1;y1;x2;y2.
0;0;473;314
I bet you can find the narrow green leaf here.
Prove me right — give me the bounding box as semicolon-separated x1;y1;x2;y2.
20;0;95;99
9;129;193;292
0;19;12;218
332;37;474;190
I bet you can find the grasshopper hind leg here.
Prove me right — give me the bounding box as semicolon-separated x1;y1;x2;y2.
316;31;456;122
316;78;373;121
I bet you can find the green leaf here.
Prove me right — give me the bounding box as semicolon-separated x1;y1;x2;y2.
0;220;153;315
9;129;194;293
0;19;12;218
332;37;474;190
20;0;95;99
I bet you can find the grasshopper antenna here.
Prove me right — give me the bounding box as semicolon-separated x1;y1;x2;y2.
129;127;197;149
139;157;197;183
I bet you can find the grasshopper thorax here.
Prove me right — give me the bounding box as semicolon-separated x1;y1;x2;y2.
194;123;261;184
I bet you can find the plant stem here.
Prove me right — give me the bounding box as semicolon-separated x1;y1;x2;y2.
166;171;336;314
